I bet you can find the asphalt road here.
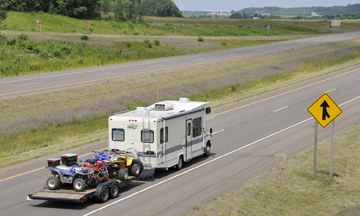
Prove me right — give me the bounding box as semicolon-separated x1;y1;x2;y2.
0;59;359;215
0;32;360;99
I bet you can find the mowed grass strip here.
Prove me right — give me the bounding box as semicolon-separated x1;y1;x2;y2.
1;39;360;167
187;122;360;216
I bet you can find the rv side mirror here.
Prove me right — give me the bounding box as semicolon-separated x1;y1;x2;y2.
210;128;213;136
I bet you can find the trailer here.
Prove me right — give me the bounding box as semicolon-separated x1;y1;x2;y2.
108;98;214;178
28;177;134;203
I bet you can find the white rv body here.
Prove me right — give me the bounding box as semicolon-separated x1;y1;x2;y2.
108;98;214;171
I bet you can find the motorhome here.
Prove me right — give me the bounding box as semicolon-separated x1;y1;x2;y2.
108;98;214;177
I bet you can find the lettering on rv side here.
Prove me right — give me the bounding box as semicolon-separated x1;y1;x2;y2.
127;124;138;130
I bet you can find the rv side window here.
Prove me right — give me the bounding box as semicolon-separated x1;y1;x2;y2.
193;117;202;138
206;107;212;114
160;127;168;143
141;130;154;143
112;129;125;141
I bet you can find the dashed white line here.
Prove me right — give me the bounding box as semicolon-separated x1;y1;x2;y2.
96;72;111;76
212;129;224;135
14;82;40;87
325;88;336;93
273;106;289;112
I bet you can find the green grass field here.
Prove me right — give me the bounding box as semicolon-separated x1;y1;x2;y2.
1;38;360;167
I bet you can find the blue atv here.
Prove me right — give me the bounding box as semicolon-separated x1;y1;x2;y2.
80;150;111;164
46;154;95;192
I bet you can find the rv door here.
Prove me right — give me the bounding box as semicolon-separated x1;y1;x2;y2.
185;119;192;161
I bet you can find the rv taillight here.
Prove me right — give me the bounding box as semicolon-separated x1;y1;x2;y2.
135;120;137;122
49;160;53;162
129;119;131;121
154;121;156;122
63;155;67;158
110;119;112;121
147;151;154;155
111;149;119;152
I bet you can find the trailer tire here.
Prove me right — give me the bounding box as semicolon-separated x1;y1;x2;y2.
73;178;86;192
99;185;109;203
47;176;60;190
109;183;120;199
203;143;211;157
176;156;183;170
117;169;128;181
131;159;144;177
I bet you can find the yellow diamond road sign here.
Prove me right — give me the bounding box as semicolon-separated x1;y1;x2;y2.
307;93;342;128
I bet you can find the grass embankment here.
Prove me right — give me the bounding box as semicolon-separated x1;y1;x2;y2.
0;32;285;77
1;39;360;167
187;122;360;216
3;12;332;36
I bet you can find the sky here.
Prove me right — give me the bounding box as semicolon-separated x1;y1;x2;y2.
172;0;360;12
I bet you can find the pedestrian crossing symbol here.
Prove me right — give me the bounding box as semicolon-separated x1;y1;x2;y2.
307;93;342;128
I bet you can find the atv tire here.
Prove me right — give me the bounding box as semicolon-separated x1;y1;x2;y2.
87;177;100;188
131;159;144;177
73;178;86;192
117;169;128;181
47;176;60;190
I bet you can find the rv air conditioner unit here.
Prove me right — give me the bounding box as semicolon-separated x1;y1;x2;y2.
154;102;174;111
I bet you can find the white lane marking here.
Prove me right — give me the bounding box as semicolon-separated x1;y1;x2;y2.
273;106;288;112
83;95;360;216
96;72;111;76
325;88;336;93
14;82;40;87
212;129;224;135
198;58;204;60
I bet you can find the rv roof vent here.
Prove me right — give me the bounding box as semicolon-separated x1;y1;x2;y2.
179;98;190;103
136;107;147;111
155;102;174;111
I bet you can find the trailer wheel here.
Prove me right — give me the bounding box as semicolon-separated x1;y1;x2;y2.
117;169;128;181
131;159;144;177
176;156;183;170
109;183;120;199
73;178;86;192
99;185;109;203
203;143;211;157
47;176;60;190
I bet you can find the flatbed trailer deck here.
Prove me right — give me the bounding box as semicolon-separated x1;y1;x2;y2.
29;176;134;203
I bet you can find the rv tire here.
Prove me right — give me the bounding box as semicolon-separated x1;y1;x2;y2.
176;156;183;170
203;143;211;157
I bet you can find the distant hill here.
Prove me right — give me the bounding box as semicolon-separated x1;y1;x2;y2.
239;4;360;16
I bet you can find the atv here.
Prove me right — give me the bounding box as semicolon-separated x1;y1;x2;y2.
107;148;144;178
46;154;95;192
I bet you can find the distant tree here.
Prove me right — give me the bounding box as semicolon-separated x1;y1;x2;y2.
114;0;125;21
230;12;242;19
100;0;111;14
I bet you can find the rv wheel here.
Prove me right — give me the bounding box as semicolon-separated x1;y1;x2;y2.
203;144;211;157
47;176;60;190
176;156;183;170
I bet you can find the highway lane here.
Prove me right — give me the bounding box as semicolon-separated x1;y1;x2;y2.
1;32;360;99
0;63;359;215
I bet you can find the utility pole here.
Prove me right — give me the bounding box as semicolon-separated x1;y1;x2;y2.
303;10;305;21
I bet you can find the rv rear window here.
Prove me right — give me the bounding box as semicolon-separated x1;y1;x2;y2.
193;117;202;138
160;127;168;143
141;130;154;143
112;129;125;141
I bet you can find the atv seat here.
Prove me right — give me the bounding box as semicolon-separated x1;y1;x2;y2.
55;165;73;171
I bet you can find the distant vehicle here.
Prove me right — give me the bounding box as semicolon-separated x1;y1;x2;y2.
108;98;214;178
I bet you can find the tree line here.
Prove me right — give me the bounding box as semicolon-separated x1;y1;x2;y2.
0;0;182;20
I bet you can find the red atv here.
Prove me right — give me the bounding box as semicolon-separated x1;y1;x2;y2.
82;160;110;187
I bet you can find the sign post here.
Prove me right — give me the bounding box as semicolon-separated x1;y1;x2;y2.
267;25;270;36
313;120;318;175
86;21;91;32
307;93;342;180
